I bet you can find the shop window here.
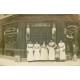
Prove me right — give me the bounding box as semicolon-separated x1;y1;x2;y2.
3;24;18;56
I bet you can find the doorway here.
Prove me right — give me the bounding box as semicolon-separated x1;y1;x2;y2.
30;27;52;44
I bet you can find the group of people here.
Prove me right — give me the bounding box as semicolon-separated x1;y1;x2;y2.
27;40;66;62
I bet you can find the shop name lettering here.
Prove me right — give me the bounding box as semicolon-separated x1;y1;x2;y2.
32;23;50;27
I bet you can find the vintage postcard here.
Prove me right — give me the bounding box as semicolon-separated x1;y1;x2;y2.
0;14;80;66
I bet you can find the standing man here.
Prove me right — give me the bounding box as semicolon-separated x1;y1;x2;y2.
66;33;73;60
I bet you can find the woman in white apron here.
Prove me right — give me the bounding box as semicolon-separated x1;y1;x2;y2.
58;40;66;61
48;40;57;60
40;41;48;61
33;42;40;61
27;41;34;62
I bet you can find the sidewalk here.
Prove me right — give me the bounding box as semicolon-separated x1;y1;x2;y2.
0;58;80;66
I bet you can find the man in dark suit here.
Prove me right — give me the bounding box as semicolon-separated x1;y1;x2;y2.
66;33;73;60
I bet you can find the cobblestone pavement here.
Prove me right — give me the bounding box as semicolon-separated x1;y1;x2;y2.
0;58;80;66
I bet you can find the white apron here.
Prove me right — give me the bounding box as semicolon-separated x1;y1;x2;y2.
48;42;56;60
33;44;40;61
48;47;55;60
58;43;66;60
40;45;48;60
27;44;33;61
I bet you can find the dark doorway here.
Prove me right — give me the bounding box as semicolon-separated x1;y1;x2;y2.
30;27;52;44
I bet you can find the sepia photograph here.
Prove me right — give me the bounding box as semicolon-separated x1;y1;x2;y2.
0;14;80;66
0;1;80;80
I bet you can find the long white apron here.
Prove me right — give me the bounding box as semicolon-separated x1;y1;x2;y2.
59;48;66;60
27;48;33;61
48;47;55;60
34;48;40;60
59;43;66;60
40;48;48;60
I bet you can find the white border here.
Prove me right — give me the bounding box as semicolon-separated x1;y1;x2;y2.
0;0;80;14
0;0;80;80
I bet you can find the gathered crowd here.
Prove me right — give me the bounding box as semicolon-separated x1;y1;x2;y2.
27;40;67;62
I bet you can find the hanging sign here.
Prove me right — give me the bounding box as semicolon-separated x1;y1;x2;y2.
5;27;17;37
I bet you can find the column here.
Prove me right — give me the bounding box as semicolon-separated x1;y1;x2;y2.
18;21;26;61
56;20;65;44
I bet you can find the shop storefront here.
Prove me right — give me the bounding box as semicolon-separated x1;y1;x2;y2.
0;14;79;61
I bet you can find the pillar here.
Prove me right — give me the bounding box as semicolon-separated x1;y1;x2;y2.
56;20;65;44
18;21;26;61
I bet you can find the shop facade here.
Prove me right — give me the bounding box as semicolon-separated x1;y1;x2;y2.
0;14;79;61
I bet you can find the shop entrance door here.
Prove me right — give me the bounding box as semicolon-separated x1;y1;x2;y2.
30;27;52;44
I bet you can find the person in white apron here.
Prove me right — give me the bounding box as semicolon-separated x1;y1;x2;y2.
48;40;57;61
27;41;34;62
33;42;40;61
58;40;66;61
40;41;48;61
